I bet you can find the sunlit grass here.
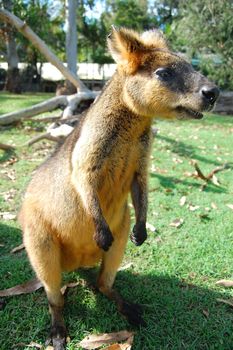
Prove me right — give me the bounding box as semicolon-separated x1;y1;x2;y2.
1;93;233;349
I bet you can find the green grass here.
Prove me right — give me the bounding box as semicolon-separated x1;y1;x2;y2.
1;93;233;349
0;92;53;115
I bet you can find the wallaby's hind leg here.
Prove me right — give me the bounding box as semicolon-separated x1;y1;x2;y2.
23;222;66;350
97;206;145;326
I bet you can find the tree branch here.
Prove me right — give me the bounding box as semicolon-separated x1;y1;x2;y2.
26;132;60;146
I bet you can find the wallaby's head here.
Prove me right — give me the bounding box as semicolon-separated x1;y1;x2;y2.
108;27;219;120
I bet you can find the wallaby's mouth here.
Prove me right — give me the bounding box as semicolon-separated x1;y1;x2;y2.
176;106;203;119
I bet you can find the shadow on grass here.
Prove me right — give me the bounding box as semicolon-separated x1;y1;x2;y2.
0;148;16;163
1;223;233;349
65;269;233;350
202;114;233;125
150;173;227;194
0;222;22;251
156;134;228;167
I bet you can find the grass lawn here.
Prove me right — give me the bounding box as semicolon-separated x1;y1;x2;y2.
0;92;233;350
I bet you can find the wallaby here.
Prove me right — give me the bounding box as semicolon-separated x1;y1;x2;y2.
19;27;219;349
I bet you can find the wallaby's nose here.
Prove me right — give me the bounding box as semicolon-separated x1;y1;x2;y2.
201;86;220;105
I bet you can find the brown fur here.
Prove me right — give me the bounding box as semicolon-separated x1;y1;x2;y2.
19;27;218;349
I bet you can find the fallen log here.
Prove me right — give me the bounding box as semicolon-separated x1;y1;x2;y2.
0;143;15;151
0;91;98;125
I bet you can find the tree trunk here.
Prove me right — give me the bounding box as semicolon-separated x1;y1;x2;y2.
2;0;21;93
65;0;77;75
65;0;77;93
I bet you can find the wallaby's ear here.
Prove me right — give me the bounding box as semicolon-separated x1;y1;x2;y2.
108;26;168;74
107;26;146;74
140;29;168;50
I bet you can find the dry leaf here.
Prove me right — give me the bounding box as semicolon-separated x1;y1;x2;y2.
170;218;184;228
146;222;156;232
79;331;134;350
0;278;43;297
188;205;200;211
61;281;79;295
119;262;133;271
1;168;16;181
28;342;43;349
212;174;220;186
103;335;134;350
183;171;193;177
216;280;233;288
217;298;233;308
0;212;16;220
13;342;43;349
155;236;162;243
211;202;217;210
103;345;122;350
11;243;25;254
202;309;209;318
179;196;187;206
172;157;183;164
2;189;17;201
226;204;233;210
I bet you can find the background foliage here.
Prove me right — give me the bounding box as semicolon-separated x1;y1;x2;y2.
0;0;232;89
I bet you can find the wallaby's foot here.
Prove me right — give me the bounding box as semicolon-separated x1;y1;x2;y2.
94;224;114;251
98;285;146;328
46;322;67;350
120;301;146;327
130;222;147;246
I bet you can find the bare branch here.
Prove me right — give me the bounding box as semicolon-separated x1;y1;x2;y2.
191;160;208;181
0;142;15;151
26;132;61;146
191;160;230;187
29;115;62;123
206;164;230;180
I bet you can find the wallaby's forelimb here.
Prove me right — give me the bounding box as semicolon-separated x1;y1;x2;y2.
130;174;148;246
71;169;114;251
130;129;151;245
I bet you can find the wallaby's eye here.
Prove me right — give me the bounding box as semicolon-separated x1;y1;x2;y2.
155;68;174;80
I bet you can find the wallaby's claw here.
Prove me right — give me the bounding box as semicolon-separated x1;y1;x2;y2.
94;225;114;251
130;222;147;246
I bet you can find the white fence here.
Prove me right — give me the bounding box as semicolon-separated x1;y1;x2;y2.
0;62;117;81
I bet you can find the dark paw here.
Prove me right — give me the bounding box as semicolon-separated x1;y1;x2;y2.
130;222;147;246
94;224;114;251
46;323;67;350
121;301;146;327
